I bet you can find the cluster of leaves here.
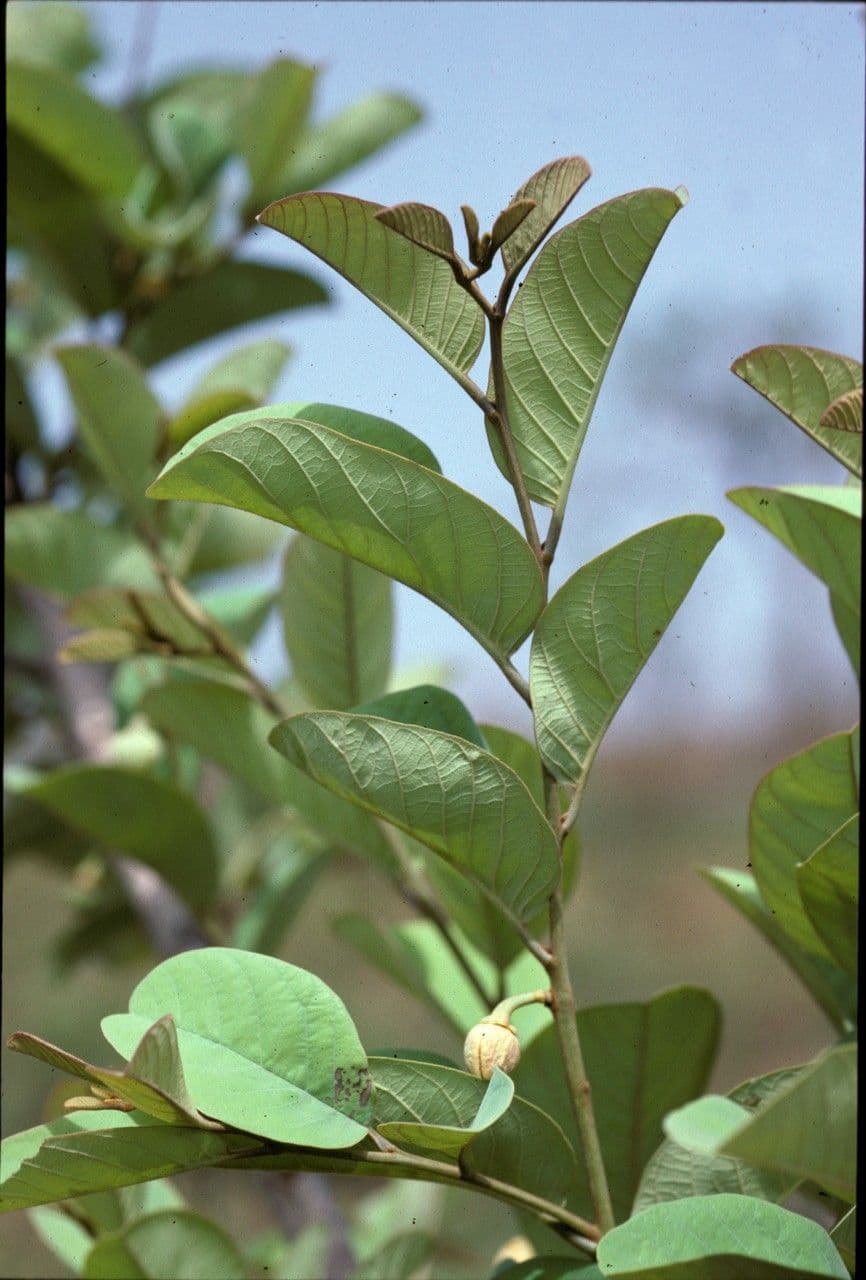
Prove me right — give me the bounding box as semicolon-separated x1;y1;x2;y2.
2;5;859;1277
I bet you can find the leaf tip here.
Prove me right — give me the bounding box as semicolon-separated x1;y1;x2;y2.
674;184;689;207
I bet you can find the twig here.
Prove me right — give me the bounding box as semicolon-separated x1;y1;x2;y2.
543;770;615;1234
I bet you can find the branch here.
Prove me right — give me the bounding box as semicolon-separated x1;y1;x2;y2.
543;770;615;1234
223;1144;600;1254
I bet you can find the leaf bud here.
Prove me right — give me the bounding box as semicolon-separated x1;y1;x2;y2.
463;1018;521;1080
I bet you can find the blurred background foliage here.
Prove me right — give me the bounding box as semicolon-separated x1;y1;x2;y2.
2;3;859;1277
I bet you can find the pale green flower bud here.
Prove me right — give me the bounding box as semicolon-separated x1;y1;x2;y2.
463;1018;521;1080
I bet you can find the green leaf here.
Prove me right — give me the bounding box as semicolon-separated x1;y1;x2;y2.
8;1015;222;1129
21;765;218;907
728;485;861;615
496;1264;601;1280
820;387;863;434
269;712;560;931
514;988;720;1222
333;915;483;1037
7;60;144;196
749;729;859;958
6;2;101;74
8;128;116;315
731;345;862;477
234;58;317;211
720;1044;857;1203
166;339;292;449
500;155;592;278
62;586;235;663
5;506;158;600
355;685;487;748
230;845;327;954
147;405;544;660
281;93;422;193
368;1057;582;1212
56;345;162;516
489;198;538;257
377;1067;514;1157
27;1203;93;1274
141;672;395;872
257;192;485;381
595;1194;849;1278
830;590;860;681
102;949;372;1147
175;505;286;578
531;516;723;784
374;202;457;261
699;867;856;1034
124;262;327;368
350;1231;433;1280
829;1206;855;1273
196;583;275;647
83;1207;247;1279
796;815;858;975
634;1066;805;1213
422;723;578;970
0;1112;259;1214
147;97;232;198
281;536;393;709
488;187;686;508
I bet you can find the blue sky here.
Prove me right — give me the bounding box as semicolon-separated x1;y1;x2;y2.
79;1;863;741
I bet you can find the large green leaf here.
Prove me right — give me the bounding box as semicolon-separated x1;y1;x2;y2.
720;1044;856;1202
595;1194;849;1279
796;815;858;975
172;505;285;578
830;590;860;681
350;1231;434;1280
750;730;859;958
487;187;687;508
494;1264;601;1280
124;262;327;368
233;58;317;212
280;535;393;709
83;1208;247;1280
269;712;560;930
830;1206;855;1274
257;192;485;381
282;93;422;193
356;685;487;748
8;1015;222;1129
165;339;292;449
7;60;143;196
56;345;161;517
102;949;371;1147
376;1067;514;1157
0;1112;259;1214
140;672;395;872
7;128;116;315
6;1;101;74
500;155;592;278
21;765;218;907
664;1047;856;1204
699;867;856;1034
531;516;723;784
147;406;544;660
5;506;157;599
369;1057;581;1212
334;916;549;1043
514;988;720;1222
61;586;242;666
728;485;861;615
417;723;578;970
731;345;862;477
